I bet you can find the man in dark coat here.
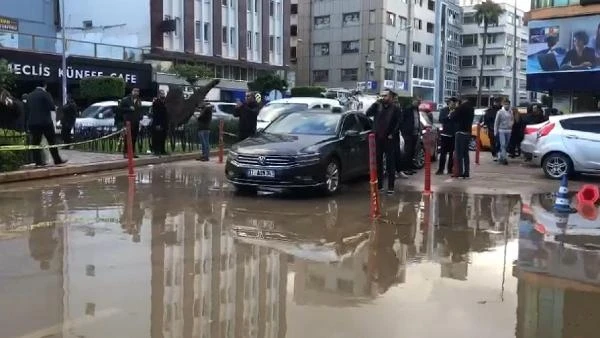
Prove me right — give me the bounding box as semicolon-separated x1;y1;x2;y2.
366;89;401;195
483;97;501;160
233;92;261;141
25;82;66;167
118;87;143;158
60;96;78;146
437;97;458;175
196;103;213;161
452;98;475;178
399;98;421;175
151;90;168;156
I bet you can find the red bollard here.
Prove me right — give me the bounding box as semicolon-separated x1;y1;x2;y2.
125;121;135;178
577;200;598;221
218;119;224;164
368;133;380;220
577;184;600;205
423;127;432;195
475;124;481;165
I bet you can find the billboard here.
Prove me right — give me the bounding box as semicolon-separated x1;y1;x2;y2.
527;16;600;74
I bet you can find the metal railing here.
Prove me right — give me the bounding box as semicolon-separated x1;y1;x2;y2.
0;32;148;62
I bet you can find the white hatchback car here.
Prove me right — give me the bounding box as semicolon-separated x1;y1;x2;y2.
531;112;600;179
256;97;344;130
521;115;560;160
71;100;153;131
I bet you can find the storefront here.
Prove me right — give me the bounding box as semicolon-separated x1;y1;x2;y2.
0;49;154;101
526;14;600;113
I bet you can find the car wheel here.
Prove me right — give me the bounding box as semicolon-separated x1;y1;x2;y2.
413;143;425;169
322;158;341;195
542;152;573;179
469;137;477;151
234;185;257;195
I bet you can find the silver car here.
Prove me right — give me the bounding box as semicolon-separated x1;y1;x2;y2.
520;116;559;160
531;112;600;179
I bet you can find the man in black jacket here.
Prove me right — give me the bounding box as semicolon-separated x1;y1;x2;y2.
26;82;66;167
197;103;212;161
60;96;78;147
453;98;475;178
437;97;458;175
400;98;421;175
233;92;261;141
151;90;168;156
366;89;401;195
118;87;143;158
483;97;501;159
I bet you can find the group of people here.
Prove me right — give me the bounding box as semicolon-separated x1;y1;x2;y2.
366;89;475;195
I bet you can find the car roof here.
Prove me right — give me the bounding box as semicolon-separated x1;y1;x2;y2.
268;97;342;106
91;100;152;107
552;112;600;121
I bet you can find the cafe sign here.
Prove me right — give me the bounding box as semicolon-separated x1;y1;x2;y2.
0;16;18;32
8;62;141;84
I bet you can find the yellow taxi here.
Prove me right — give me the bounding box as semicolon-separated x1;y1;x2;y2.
471;109;491;150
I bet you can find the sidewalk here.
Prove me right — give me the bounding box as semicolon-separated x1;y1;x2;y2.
0;149;210;184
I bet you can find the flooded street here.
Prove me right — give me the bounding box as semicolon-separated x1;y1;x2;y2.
1;162;599;338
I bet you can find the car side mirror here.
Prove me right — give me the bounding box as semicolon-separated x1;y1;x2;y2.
344;130;359;137
98;113;104;119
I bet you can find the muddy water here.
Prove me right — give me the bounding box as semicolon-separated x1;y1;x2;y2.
0;164;599;338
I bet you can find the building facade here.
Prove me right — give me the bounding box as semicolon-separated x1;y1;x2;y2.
526;0;600;113
295;0;460;102
458;2;527;107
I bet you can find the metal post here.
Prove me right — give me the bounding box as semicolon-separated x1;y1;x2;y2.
60;0;68;105
406;0;413;97
511;0;518;106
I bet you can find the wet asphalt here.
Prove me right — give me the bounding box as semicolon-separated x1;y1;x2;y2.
1;161;599;338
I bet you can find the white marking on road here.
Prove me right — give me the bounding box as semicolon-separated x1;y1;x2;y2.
13;308;122;338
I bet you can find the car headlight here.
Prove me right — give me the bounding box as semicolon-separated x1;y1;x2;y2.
295;153;321;165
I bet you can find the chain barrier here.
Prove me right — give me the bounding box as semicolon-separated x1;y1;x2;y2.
0;128;125;152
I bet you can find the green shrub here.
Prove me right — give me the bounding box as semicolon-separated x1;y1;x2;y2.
0;129;27;172
80;76;126;101
291;86;326;98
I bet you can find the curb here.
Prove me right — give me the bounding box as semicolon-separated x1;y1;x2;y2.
0;150;222;184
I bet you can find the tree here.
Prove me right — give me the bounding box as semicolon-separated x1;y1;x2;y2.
474;0;504;107
0;59;15;91
171;63;213;86
247;73;287;94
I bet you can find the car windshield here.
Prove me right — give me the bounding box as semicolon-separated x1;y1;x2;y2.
257;103;309;122
81;105;105;118
264;113;340;135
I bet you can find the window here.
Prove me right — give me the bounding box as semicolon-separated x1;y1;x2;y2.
313;43;329;56
291;24;297;36
195;21;202;40
269;0;274;16
314;15;330;29
247;0;252;11
463;14;476;25
357;114;373;131
413;18;422;30
254;0;258;12
222;0;228;6
560;117;600;133
290;46;297;59
291;3;298;14
397;43;406;56
460;55;476;67
312;70;329;82
269;35;274;51
203;23;210;42
386;40;394;55
397;70;406;82
342;40;359;54
386;12;396;26
426;22;434;33
485;55;496;65
461;34;478;47
276;36;281;54
222;26;228;43
368;39;375;52
341;115;360;132
369;10;376;24
426;45;433;55
341;68;358;82
485;33;497;44
427;0;435;10
412;41;421;53
460;76;476;88
255;32;260;50
412;65;434;80
482;76;495;88
414;0;423;6
399;16;408;27
505;78;511;88
247;31;252;49
384;68;394;80
230;27;235;46
343;12;360;26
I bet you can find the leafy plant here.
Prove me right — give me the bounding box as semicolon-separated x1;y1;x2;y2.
0;59;15;90
290;86;325;98
0;128;27;172
80;76;126;101
171;64;213;86
247;73;288;94
474;0;504;107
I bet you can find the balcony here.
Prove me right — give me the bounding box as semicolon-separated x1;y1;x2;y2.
0;32;148;62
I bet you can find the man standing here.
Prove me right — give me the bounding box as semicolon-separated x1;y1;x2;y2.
196;103;212;161
26;82;66;167
453;98;475;178
60;96;78;147
119;87;143;158
366;89;401;195
437;97;458;175
151;90;168;156
399;98;421;176
234;92;261;141
483;97;501;160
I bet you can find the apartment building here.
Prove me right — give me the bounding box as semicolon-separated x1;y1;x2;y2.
295;0;460;102
458;1;528;106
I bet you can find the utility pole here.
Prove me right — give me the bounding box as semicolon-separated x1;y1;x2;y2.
406;0;413;96
60;0;67;105
511;0;518;106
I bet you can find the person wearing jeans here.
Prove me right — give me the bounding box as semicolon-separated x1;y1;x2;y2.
452;98;475;178
197;103;212;161
494;98;514;165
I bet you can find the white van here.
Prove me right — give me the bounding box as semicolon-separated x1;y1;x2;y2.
69;100;153;132
256;97;343;130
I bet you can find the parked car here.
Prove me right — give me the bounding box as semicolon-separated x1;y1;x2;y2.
226;110;373;195
531;113;600;179
67;101;153;133
470;108;490;150
520;115;559;160
256;97;343;130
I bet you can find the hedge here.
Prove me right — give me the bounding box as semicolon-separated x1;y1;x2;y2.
291;86;326;98
0;129;28;172
79;76;126;101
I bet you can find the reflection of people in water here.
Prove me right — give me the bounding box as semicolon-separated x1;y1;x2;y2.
561;31;596;69
371;224;400;295
28;191;59;270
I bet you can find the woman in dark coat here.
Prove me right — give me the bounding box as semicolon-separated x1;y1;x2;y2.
508;107;526;157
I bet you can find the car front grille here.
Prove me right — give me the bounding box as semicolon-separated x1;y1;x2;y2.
236;154;295;167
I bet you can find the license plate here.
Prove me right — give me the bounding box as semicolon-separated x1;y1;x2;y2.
247;169;275;178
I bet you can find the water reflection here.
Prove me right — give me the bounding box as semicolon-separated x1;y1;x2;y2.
6;166;598;337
